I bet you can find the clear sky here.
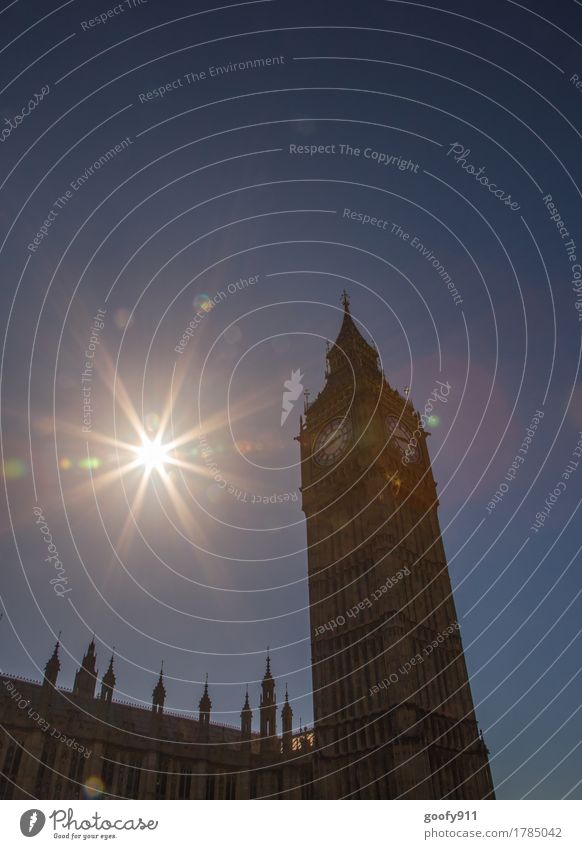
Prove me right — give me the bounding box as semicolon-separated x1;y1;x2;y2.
1;0;581;799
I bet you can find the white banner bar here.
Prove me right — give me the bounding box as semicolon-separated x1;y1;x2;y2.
2;800;581;848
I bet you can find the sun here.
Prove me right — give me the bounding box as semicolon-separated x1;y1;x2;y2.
135;438;170;473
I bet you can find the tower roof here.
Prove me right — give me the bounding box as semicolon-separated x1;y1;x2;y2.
153;663;166;699
80;637;98;672
152;664;166;701
334;291;376;352
263;651;273;681
282;684;292;715
199;673;211;709
324;291;380;385
242;686;251;712
102;653;116;686
44;639;61;676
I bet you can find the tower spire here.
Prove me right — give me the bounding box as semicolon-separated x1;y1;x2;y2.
43;638;61;689
73;636;98;700
198;674;211;740
152;663;166;714
260;652;277;752
281;683;293;753
241;685;252;744
100;651;116;704
320;292;380;387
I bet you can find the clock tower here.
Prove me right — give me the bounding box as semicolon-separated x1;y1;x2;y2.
298;292;494;799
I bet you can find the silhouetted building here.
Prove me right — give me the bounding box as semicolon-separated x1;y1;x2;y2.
0;295;493;799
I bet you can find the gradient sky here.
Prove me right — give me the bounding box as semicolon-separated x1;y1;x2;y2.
1;0;582;799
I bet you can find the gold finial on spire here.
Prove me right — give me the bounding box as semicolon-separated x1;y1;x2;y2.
341;289;350;311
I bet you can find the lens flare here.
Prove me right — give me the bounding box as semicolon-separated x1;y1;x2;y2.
82;775;105;799
114;308;133;329
193;293;213;312
145;412;160;434
136;438;170;472
2;459;26;479
79;457;102;470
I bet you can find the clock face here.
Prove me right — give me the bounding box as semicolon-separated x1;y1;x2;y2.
314;417;352;466
385;414;420;463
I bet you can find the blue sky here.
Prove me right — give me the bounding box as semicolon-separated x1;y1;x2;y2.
1;0;581;798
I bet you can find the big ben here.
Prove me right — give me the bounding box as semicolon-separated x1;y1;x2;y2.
298;292;495;799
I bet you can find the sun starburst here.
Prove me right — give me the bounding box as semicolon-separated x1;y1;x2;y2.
133;437;171;474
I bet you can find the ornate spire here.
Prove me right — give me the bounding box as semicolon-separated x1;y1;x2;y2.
324;292;380;385
264;650;273;680
152;663;166;713
241;685;253;742
200;672;211;707
73;636;98;700
154;666;165;692
281;684;293;752
282;684;292;715
198;674;211;739
103;653;115;682
100;652;116;703
198;674;211;715
260;653;277;752
43;638;61;688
